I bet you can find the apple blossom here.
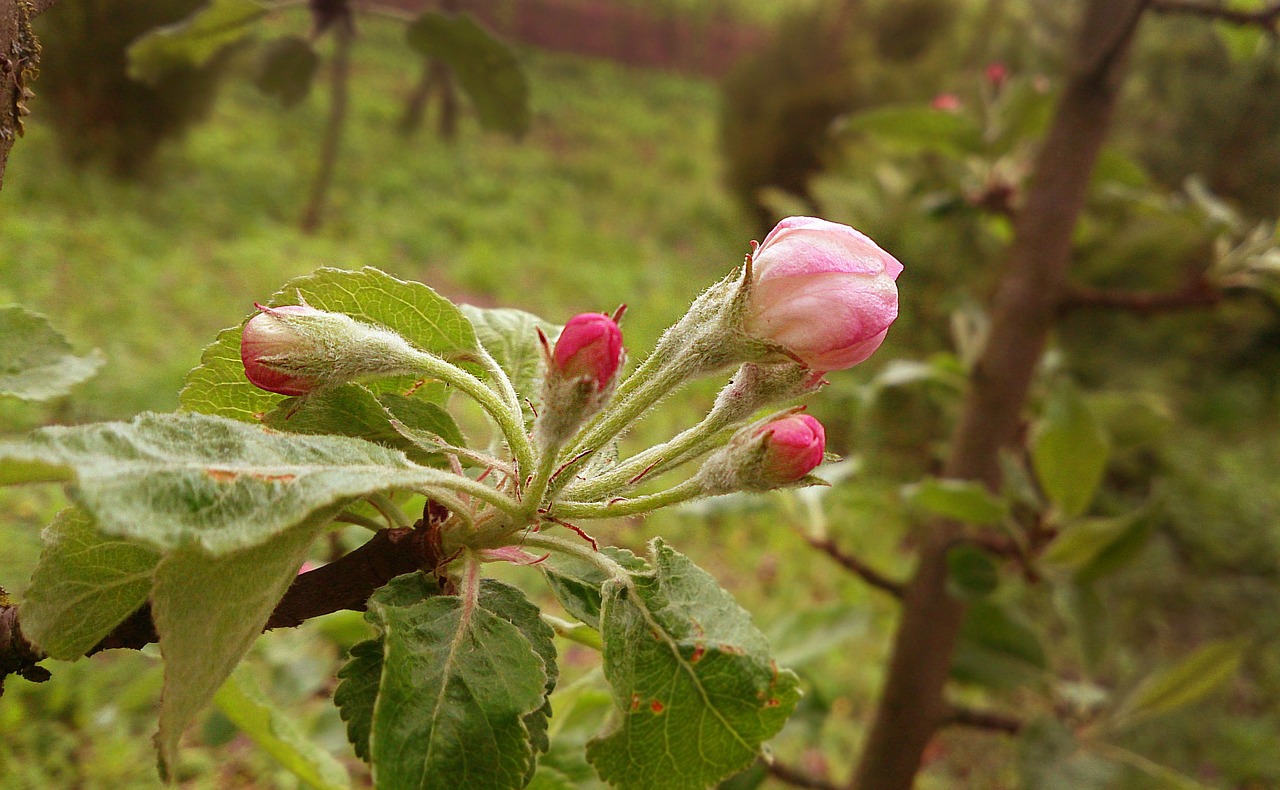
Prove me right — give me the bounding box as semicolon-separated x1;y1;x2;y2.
756;413;826;482
240;304;327;396
744;216;902;372
552;312;623;391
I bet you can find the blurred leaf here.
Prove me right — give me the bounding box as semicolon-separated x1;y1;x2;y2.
0;412;435;555
127;0;267;85
0;305;105;401
1113;640;1246;730
586;539;801;790
1031;384;1110;519
462;305;560;424
951;601;1047;689
946;544;999;600
1088;391;1173;451
19;507;159;660
836;105;982;156
406;12;530;137
1019;716;1119;790
870;353;966;392
1091;742;1215;790
902;477;1007;525
154;515;328;779
1056;581;1109;676
768;603;870;668
527;765;578;790
1043;515;1140;575
1074;515;1151;584
254;36;319;107
181;267;478;421
1093;147;1150;188
213;669;349;790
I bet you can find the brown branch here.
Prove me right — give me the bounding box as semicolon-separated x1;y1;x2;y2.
764;759;840;790
0;522;442;689
1150;0;1280;29
942;705;1025;734
1058;271;1223;316
300;22;354;233
806;536;906;599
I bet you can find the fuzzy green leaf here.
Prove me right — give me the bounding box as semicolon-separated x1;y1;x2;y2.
586;539;801;790
154;515;328;779
18;508;160;659
127;0;267;85
213;669;350;790
334;638;384;764
254;35;319;107
0;305;104;402
367;579;549;789
541;547;647;629
462;305;560;424
1032;385;1110;519
405;12;531;137
0;412;440;555
477;579;559;763
181;267;478;422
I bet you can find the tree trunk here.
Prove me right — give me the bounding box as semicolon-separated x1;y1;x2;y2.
0;0;53;192
849;2;1149;788
300;22;353;233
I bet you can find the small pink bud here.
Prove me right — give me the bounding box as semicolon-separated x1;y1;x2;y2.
984;62;1008;90
745;216;902;372
756;414;826;482
552;313;623;390
240;304;326;396
930;93;963;112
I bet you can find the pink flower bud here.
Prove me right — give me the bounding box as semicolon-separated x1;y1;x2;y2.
985;62;1008;90
756;414;826;482
552;313;623;390
745;216;902;372
930;93;963;112
240;304;326;396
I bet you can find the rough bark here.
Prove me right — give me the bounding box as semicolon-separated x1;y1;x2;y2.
848;3;1149;788
0;0;49;191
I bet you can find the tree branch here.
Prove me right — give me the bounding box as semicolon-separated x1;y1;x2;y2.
0;522;443;689
764;759;840;790
942;705;1025;734
806;536;906;599
1059;271;1223;315
1150;0;1280;29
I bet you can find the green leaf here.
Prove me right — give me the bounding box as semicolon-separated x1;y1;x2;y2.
367;578;549;789
254;35;320;107
1019;716;1119;790
951;601;1047;690
18;508;159;660
945;544;999;600
902;477;1007;525
836;105;983;156
405;12;531;137
181;267;478;422
213;669;350;790
462;305;560;424
0;305;105;401
477;579;559;763
334;638;386;764
541;547;647;629
1113;640;1246;729
154;515;327;779
127;0;267;85
1042;514;1151;583
1057;581;1109;676
767;603;869;669
527;765;577;790
262;384;461;467
586;539;801;790
0;412;437;555
1031;385;1110;519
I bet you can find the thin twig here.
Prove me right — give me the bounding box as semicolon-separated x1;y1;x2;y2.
763;759;839;790
1150;0;1280;29
1058;272;1223;316
806;536;906;599
942;705;1025;734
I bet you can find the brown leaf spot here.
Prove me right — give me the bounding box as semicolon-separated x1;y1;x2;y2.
206;469;239;482
690;644;706;663
630;693;641;711
764;698;781;708
650;700;665;714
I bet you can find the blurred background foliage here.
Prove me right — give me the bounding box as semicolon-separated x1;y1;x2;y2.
2;0;1279;787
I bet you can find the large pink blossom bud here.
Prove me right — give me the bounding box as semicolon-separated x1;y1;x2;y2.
756;413;826;482
240;304;326;396
745;217;902;372
552;313;623;391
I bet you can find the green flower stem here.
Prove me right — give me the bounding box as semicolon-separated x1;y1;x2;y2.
335;509;389;532
412;352;534;477
521;448;560;519
551;478;704;519
416;467;522;519
368;492;414;529
540;614;603;651
473;344;525;427
520;532;629;579
565;410;736;502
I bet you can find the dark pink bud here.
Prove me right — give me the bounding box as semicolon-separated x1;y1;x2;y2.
240;304;325;396
985;62;1008;89
756;414;825;482
930;93;963;113
552;313;623;390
